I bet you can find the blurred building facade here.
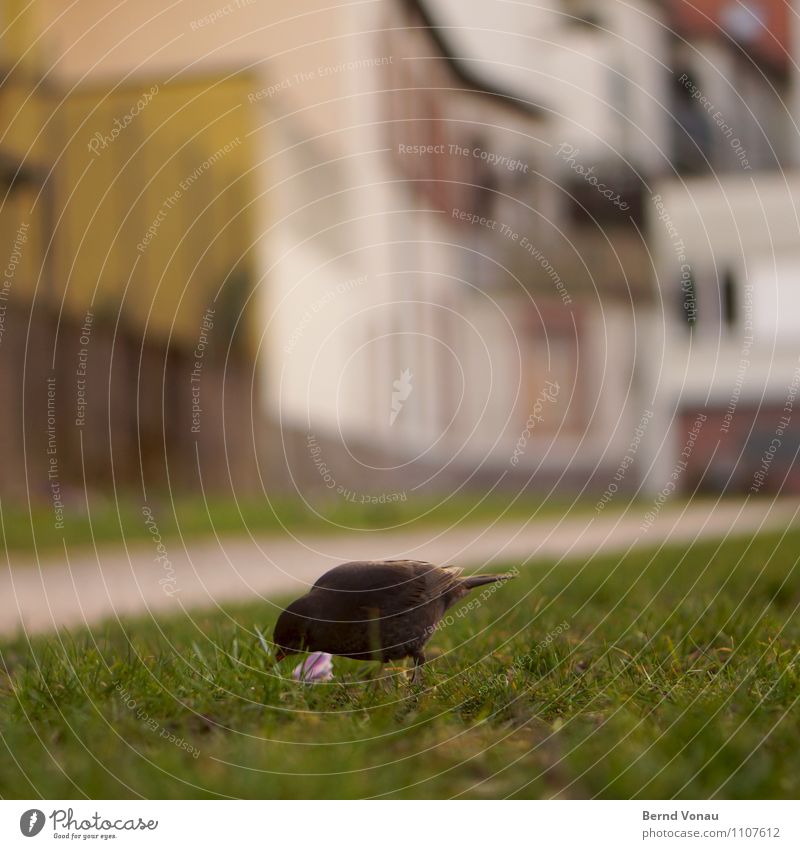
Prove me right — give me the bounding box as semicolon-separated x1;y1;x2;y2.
645;0;800;495
375;0;799;498
0;0;51;498
267;0;660;497
3;0;797;506
0;1;262;502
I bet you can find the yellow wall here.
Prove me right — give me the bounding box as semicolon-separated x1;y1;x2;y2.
3;2;262;354
53;75;259;350
0;0;50;289
0;0;47;72
0;0;50;160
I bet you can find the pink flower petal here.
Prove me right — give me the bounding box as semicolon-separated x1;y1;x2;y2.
292;652;334;682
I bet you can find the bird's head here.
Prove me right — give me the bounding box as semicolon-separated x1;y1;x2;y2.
272;600;311;662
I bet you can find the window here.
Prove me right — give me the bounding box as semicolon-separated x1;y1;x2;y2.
672;70;712;174
560;0;601;28
722;269;737;329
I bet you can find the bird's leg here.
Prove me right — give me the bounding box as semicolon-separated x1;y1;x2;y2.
411;651;426;685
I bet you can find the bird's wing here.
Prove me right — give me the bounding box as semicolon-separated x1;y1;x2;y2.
312;560;432;591
311;560;460;616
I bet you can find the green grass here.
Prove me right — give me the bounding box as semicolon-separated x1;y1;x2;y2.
1;527;798;798
1;491;586;557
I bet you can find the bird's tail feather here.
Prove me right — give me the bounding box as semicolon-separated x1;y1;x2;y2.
461;572;516;589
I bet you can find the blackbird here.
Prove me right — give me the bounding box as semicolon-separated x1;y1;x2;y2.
272;559;515;680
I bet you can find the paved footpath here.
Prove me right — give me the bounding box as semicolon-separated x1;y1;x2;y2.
1;498;797;636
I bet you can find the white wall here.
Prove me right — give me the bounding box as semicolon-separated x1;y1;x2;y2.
641;172;800;492
434;0;669;172
651;174;800;351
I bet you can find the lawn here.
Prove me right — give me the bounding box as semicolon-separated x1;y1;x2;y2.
0;527;798;799
1;491;586;557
